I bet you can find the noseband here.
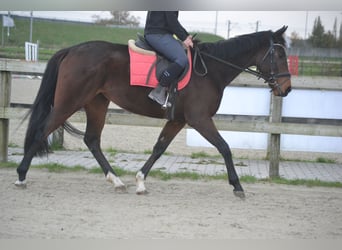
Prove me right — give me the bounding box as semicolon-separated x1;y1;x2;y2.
193;38;292;96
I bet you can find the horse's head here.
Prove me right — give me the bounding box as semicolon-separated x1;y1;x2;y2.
256;26;292;97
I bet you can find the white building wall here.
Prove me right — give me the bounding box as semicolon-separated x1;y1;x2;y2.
186;86;342;153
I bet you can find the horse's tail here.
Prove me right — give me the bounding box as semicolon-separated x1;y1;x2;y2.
24;48;70;156
63;121;85;138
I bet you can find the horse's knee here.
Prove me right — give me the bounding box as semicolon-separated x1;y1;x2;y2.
84;134;99;150
217;143;232;158
151;137;170;157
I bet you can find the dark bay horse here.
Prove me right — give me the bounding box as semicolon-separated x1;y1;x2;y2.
15;26;291;198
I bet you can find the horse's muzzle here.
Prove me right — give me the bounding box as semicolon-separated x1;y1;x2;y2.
282;86;292;97
269;76;292;97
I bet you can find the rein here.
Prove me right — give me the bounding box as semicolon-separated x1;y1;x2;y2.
193;46;265;80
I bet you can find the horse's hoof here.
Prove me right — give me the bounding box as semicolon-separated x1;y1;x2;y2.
233;190;245;199
136;189;148;195
115;185;128;193
14;180;27;188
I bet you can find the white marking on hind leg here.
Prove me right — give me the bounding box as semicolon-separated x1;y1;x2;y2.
136;171;147;194
14;179;27;188
106;172;125;189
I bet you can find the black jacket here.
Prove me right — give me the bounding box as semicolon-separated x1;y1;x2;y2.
144;11;189;41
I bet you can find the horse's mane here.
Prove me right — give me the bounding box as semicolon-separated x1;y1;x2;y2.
198;30;280;60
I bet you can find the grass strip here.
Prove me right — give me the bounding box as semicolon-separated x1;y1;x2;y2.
1;161;341;188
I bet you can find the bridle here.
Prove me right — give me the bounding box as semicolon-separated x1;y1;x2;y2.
259;39;291;96
193;38;291;96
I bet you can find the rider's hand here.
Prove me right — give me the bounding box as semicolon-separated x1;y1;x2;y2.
183;35;194;48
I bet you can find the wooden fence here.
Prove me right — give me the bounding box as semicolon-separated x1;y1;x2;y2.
1;58;342;177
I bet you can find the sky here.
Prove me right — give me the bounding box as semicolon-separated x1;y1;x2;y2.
1;11;341;39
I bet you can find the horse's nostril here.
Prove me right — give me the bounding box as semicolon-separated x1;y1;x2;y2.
282;87;292;97
287;87;292;94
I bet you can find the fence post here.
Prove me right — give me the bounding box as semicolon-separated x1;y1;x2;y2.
25;41;38;61
0;70;11;162
268;95;283;178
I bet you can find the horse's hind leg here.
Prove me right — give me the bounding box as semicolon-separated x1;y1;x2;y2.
15;141;44;187
16;107;75;187
83;94;125;191
136;120;185;194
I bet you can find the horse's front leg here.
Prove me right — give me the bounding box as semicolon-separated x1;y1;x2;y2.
136;120;185;194
136;171;147;194
189;118;245;199
83;95;126;192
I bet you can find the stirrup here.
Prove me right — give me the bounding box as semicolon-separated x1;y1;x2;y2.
162;92;172;109
148;86;167;105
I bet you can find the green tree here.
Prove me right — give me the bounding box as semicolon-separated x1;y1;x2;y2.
338;22;342;48
94;11;140;27
290;31;306;48
322;31;336;48
333;17;337;40
309;16;325;47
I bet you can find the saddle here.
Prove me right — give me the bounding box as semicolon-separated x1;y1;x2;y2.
134;34;190;83
128;35;191;88
128;35;192;120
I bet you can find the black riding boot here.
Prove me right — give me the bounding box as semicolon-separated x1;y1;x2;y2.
148;62;184;106
148;85;167;105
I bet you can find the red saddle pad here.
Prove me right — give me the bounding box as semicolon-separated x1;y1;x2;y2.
128;47;192;90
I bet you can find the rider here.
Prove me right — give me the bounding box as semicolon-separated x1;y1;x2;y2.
144;11;194;106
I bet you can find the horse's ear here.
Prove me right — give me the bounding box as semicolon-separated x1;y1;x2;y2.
275;26;288;36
